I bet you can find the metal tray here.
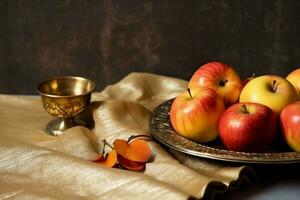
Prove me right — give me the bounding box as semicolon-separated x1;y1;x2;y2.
149;99;300;164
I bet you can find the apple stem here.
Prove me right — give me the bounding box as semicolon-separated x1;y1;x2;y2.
103;139;114;150
241;104;249;114
252;73;256;78
219;79;228;86
187;88;193;98
272;80;278;93
127;134;153;143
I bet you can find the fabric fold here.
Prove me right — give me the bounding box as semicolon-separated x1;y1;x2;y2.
0;72;253;199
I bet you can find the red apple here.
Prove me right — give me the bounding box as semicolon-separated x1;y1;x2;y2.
188;61;242;107
218;102;277;152
170;87;225;143
280;101;300;152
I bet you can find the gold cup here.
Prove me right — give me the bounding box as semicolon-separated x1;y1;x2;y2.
37;76;96;136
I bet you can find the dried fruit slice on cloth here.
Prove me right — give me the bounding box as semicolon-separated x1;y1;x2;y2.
90;135;152;171
92;150;118;168
113;139;152;163
117;154;145;171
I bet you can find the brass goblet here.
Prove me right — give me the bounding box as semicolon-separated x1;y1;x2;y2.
37;76;96;136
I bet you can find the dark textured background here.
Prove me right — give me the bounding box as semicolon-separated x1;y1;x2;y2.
1;0;300;94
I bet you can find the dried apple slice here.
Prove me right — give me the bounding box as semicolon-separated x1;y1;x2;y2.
117;154;145;171
113;139;152;162
93;150;118;168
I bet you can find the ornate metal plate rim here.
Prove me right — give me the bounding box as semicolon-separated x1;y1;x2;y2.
149;99;300;164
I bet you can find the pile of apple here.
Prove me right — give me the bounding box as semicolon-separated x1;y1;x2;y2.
170;61;300;153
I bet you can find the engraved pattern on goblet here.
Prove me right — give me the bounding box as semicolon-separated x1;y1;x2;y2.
44;102;87;118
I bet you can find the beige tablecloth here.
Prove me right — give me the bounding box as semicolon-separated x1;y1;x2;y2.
0;73;255;199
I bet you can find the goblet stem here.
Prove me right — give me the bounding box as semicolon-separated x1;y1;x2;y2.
59;118;75;130
46;117;75;136
45;117;89;136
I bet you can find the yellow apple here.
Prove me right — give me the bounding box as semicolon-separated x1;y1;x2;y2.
170;87;225;143
239;75;299;114
286;68;300;95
